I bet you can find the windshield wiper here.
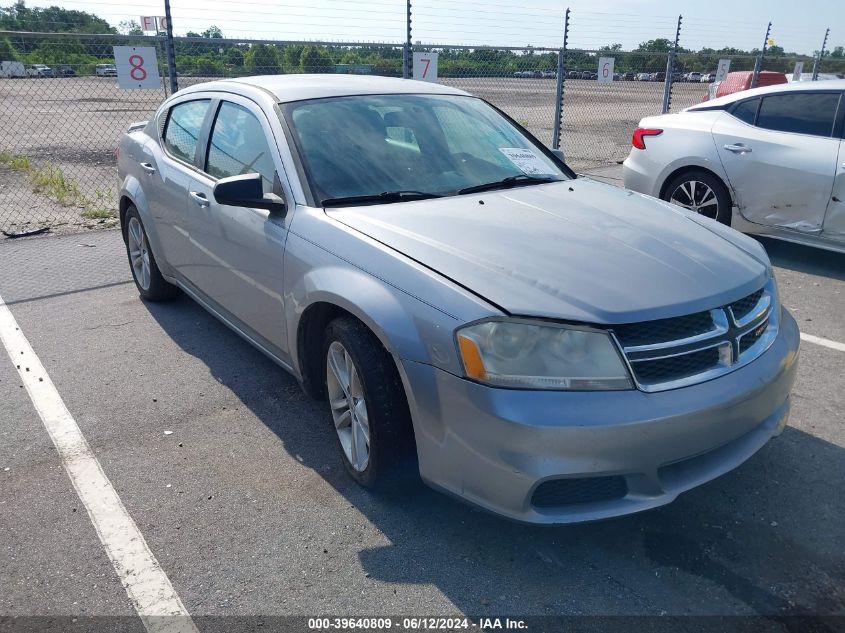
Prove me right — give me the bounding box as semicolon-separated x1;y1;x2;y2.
457;174;561;195
321;190;443;207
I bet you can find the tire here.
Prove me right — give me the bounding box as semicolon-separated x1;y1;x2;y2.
662;169;732;226
323;316;416;489
123;205;179;301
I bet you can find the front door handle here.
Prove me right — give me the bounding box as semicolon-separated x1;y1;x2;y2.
724;143;752;154
189;191;209;207
139;162;156;174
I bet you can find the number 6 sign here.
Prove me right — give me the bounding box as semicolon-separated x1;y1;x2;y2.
114;46;161;89
412;52;439;83
597;56;615;83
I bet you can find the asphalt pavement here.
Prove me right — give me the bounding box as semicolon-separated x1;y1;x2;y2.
1;206;844;631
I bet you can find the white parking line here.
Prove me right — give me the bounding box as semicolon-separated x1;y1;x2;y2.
0;292;198;633
801;332;845;353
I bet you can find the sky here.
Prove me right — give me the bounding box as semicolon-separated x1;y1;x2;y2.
19;0;841;55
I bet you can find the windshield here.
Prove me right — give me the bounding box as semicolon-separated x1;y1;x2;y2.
282;94;570;205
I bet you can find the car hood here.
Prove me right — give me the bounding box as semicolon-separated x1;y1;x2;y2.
327;179;769;324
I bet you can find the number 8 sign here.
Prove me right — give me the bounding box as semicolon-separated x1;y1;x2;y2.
114;46;161;89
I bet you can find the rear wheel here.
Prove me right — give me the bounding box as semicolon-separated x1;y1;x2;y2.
662;170;732;226
323;316;416;489
124;205;179;301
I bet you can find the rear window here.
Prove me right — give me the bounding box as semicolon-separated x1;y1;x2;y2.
163;100;211;165
756;93;840;137
730;98;759;125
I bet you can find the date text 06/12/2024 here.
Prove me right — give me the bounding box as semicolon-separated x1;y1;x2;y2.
307;617;529;630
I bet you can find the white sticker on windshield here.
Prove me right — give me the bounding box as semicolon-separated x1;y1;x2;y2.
498;148;551;175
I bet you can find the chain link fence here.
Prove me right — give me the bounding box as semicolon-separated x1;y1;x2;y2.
0;18;840;235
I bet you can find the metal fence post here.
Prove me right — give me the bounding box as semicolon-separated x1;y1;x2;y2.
661;15;682;113
551;8;570;150
403;0;412;79
750;21;771;89
811;27;830;81
163;0;178;93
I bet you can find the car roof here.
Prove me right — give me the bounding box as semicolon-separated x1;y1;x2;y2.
177;74;470;103
688;78;845;110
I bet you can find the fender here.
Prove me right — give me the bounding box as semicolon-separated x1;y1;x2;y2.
284;230;466;379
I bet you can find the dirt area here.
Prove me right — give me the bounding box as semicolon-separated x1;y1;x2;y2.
0;75;710;234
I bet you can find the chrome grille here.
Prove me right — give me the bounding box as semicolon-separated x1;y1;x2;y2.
612;281;778;392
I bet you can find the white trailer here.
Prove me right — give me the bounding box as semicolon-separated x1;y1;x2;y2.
0;61;26;78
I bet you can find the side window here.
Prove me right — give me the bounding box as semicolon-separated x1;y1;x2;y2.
756;93;840;137
163;100;211;165
730;98;759;125
206;101;276;193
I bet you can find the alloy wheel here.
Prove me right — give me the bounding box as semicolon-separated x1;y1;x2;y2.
326;341;371;472
669;180;719;219
127;216;151;291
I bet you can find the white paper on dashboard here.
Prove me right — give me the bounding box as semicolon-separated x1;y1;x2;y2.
498;148;551;175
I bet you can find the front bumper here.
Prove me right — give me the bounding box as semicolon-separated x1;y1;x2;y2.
400;308;799;524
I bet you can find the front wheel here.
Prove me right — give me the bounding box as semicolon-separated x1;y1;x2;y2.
323;316;416;489
662;170;732;226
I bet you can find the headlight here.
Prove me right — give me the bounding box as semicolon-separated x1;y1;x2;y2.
456;319;633;390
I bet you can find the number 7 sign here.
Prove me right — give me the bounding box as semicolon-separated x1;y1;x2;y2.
412;52;439;83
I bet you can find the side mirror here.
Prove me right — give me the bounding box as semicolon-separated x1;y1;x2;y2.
550;148;566;162
213;173;286;215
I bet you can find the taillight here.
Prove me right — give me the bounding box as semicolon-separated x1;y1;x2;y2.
632;128;663;150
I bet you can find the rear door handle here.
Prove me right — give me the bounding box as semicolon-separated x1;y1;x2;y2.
724;143;752;154
189;191;209;207
139;162;156;174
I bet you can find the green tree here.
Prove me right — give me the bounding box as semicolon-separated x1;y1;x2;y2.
201;25;223;39
117;19;141;35
831;46;844;58
300;45;331;73
0;36;16;59
245;43;280;74
225;46;245;67
0;1;114;33
636;38;674;53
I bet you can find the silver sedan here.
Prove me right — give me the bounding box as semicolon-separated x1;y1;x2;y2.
117;75;798;523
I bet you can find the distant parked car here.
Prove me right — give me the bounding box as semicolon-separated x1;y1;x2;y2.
56;64;75;77
541;70;556;79
567;70;580;79
652;72;665;82
685;72;702;82
624;80;845;253
714;71;786;99
635;73;650;81
96;63;118;77
699;73;715;83
623;72;635;81
788;72;845;83
26;64;54;77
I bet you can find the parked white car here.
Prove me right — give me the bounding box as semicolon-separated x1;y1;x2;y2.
623;80;845;253
96;63;117;77
685;72;702;82
26;64;54;77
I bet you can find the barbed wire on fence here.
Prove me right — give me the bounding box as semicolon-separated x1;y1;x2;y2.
0;0;841;235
